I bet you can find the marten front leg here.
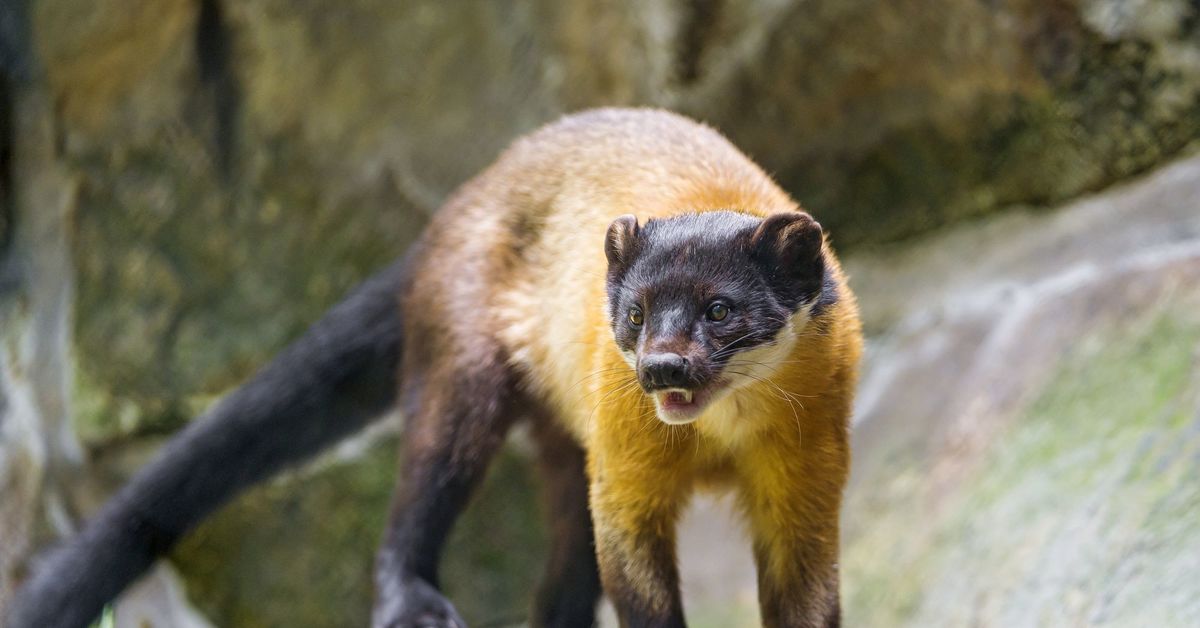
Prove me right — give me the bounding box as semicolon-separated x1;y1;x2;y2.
588;439;690;628
372;351;519;628
738;429;847;628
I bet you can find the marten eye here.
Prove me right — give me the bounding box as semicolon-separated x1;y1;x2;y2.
628;307;644;327
706;302;729;322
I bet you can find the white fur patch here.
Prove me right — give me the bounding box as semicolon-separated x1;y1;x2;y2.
689;302;816;446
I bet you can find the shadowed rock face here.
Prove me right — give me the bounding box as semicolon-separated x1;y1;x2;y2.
2;0;1200;625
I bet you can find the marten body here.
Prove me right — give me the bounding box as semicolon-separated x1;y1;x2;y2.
389;109;861;627
8;109;860;628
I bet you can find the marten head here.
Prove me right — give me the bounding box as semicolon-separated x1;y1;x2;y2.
604;210;828;425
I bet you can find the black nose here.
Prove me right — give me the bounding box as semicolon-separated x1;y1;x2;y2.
641;353;689;389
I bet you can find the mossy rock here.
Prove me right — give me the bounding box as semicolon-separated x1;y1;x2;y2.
844;306;1200;626
704;0;1200;245
171;441;547;627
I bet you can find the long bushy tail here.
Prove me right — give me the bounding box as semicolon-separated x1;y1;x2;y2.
6;258;409;628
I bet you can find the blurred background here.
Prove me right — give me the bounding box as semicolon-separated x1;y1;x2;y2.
2;0;1199;626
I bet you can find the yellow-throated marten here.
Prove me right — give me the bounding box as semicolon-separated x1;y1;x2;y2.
9;109;862;628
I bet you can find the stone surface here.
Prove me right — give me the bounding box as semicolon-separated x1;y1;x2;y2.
709;0;1200;243
0;75;83;611
838;153;1200;628
109;564;213;628
24;0;1200;440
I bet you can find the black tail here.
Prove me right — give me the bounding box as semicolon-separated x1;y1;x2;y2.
6;258;409;628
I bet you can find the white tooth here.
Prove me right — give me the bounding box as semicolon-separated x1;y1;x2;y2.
681;390;693;403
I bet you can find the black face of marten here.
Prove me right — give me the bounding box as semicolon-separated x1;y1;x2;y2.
604;210;827;424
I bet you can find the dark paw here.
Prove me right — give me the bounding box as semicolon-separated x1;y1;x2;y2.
373;577;467;628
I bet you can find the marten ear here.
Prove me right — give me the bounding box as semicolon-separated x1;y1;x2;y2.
605;214;641;273
750;212;825;304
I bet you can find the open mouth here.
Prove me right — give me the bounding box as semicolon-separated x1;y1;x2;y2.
662;389;693;406
653;387;711;424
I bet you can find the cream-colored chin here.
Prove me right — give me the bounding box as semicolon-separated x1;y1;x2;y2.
655;410;699;425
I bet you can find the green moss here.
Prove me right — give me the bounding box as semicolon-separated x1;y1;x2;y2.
976;315;1195;499
71;124;424;444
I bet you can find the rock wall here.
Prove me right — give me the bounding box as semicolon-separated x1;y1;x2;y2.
2;0;1200;625
840;153;1200;626
0;1;83;610
27;0;1200;443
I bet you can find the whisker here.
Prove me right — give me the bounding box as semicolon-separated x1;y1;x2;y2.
568;365;637;394
710;331;761;360
584;378;642;421
724;368;806;445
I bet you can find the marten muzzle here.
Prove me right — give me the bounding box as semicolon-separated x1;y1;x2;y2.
640;352;691;390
